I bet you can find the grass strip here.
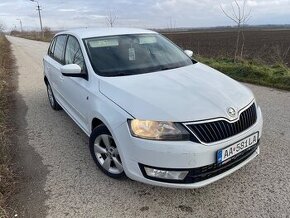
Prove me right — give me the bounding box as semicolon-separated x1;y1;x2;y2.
198;56;290;91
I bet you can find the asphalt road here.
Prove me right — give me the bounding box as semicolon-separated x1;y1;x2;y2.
7;36;290;218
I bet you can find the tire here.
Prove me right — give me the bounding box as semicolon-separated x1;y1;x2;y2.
46;83;62;111
89;124;125;179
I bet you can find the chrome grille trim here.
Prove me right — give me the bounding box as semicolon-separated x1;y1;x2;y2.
184;101;257;144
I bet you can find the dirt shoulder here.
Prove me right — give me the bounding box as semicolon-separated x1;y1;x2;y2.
0;35;49;217
0;35;16;217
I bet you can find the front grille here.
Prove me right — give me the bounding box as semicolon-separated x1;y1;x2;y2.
187;103;257;143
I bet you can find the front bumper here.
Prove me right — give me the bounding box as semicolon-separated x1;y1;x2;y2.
113;106;263;188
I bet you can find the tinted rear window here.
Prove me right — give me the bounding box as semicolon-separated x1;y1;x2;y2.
48;37;56;57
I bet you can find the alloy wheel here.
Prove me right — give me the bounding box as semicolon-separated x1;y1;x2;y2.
94;134;123;174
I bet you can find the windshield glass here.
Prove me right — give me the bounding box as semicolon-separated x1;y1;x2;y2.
84;34;194;77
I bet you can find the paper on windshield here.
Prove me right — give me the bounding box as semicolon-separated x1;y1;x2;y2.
139;36;157;44
88;39;119;48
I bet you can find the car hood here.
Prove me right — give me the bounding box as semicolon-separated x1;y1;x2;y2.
99;63;254;122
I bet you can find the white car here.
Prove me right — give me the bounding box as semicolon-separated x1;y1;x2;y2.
43;28;263;188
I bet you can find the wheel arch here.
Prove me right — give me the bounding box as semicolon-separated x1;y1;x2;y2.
88;94;133;136
91;117;104;132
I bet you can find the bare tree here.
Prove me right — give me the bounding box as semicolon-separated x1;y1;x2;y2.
106;10;117;27
0;21;6;35
220;0;251;61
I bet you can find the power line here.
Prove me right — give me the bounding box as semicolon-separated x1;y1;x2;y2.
29;0;44;38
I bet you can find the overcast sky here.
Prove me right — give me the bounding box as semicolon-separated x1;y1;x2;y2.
0;0;290;31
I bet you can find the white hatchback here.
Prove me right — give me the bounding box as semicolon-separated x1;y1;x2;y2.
43;28;263;188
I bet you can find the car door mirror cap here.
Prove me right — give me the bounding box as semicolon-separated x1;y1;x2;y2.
61;64;82;76
184;50;193;58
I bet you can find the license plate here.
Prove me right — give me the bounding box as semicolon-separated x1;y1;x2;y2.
217;132;259;164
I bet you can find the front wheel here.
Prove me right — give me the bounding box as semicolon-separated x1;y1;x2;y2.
89;124;125;179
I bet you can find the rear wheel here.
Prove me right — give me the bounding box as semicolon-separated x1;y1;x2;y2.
89;124;125;178
46;83;61;110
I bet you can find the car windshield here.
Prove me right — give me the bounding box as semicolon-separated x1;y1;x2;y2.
84;34;195;77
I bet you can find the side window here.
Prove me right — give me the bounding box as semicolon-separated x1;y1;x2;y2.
65;36;85;72
53;35;67;64
48;37;56;57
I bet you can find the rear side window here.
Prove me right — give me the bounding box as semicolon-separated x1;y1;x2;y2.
65;36;86;72
53;35;67;63
48;37;56;57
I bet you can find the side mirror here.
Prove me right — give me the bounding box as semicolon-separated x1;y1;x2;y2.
184;50;193;58
61;64;82;76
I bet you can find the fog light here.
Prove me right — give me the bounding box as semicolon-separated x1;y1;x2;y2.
144;167;188;180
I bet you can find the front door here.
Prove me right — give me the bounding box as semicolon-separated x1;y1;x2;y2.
61;35;90;133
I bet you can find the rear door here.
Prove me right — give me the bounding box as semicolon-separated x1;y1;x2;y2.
46;35;68;107
44;37;56;88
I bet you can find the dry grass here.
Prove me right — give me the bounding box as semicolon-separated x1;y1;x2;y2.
0;35;15;218
10;28;54;42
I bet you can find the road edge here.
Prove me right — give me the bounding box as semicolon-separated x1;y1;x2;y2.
7;36;50;218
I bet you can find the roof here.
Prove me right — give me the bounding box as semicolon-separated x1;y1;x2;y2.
56;27;156;39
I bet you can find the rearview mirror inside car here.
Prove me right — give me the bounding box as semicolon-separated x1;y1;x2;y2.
184;50;193;58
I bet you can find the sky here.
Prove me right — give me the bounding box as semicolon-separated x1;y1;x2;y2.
0;0;290;31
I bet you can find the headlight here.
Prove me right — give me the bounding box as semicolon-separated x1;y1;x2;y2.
128;119;190;141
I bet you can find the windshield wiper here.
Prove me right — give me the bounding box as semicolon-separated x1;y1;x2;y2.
159;66;177;71
160;67;172;71
107;72;132;77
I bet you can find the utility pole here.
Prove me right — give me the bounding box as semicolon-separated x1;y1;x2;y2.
16;19;23;32
30;0;43;38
